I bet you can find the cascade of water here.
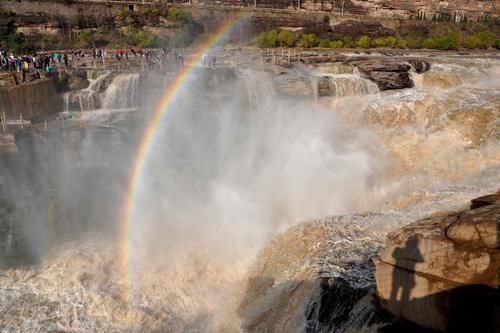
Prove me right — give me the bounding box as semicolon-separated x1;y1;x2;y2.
240;69;276;110
63;93;70;112
101;73;140;110
75;71;111;112
323;74;379;98
316;63;360;75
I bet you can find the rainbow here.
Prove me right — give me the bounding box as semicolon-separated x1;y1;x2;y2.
117;15;247;305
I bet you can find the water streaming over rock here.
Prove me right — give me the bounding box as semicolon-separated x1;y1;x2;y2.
101;73;140;110
0;55;499;332
241;69;276;110
75;71;111;112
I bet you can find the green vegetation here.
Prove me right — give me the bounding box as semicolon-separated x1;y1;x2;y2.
255;29;500;51
0;26;163;53
357;36;371;49
0;33;27;54
256;29;279;48
422;33;460;50
73;27;161;48
298;34;319;48
278;30;295;47
166;8;193;24
372;36;397;48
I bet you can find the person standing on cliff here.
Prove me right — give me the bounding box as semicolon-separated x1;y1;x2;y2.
63;53;68;68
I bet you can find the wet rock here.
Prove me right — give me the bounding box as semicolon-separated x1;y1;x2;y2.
0;134;16;155
365;71;413;90
374;192;500;332
471;193;500;209
350;59;413;90
67;70;90;91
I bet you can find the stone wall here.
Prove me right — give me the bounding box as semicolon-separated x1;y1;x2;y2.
0;79;62;120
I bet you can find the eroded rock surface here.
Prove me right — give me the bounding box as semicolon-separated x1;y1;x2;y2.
375;192;500;332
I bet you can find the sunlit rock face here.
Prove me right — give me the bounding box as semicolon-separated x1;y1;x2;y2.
374;192;500;333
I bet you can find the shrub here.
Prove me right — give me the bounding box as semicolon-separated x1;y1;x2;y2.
493;39;500;50
127;27;160;48
422;33;459;50
405;33;425;49
167;8;192;25
476;31;494;48
330;40;344;48
75;30;95;48
342;36;356;48
256;30;279;48
323;15;330;23
461;36;481;49
372;36;397;48
396;38;408;49
357;36;372;48
318;39;332;48
298;34;319;48
277;30;295;47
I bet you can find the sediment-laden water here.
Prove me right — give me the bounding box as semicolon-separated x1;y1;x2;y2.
0;53;498;332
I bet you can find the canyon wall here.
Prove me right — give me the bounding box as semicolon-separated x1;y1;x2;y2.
1;0;499;42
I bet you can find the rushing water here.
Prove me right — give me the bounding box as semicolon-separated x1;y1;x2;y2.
0;54;499;332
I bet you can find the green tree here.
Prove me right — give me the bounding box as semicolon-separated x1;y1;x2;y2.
256;30;279;48
396;38;408;49
372;36;397;48
422;33;459;50
297;34;319;48
330;40;344;48
476;31;494;48
357;36;372;48
278;30;295;47
319;39;333;48
167;8;192;25
132;28;160;48
342;36;356;48
461;36;481;49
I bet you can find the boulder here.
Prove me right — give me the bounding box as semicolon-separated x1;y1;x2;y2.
374;192;500;332
365;71;413;90
348;59;430;90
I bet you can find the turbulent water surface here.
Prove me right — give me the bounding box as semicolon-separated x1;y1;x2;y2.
0;53;499;332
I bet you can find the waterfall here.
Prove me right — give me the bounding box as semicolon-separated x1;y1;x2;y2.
313;64;379;98
63;92;70;112
240;69;276;110
316;63;360;75
101;73;140;110
75;71;111;112
319;74;379;98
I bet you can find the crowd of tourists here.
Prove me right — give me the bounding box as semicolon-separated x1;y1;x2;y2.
0;49;70;82
111;47;186;69
0;46;210;83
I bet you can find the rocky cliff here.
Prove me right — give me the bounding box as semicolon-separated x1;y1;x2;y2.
375;192;500;332
1;0;499;45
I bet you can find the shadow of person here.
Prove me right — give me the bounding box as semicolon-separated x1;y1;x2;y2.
389;235;424;305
